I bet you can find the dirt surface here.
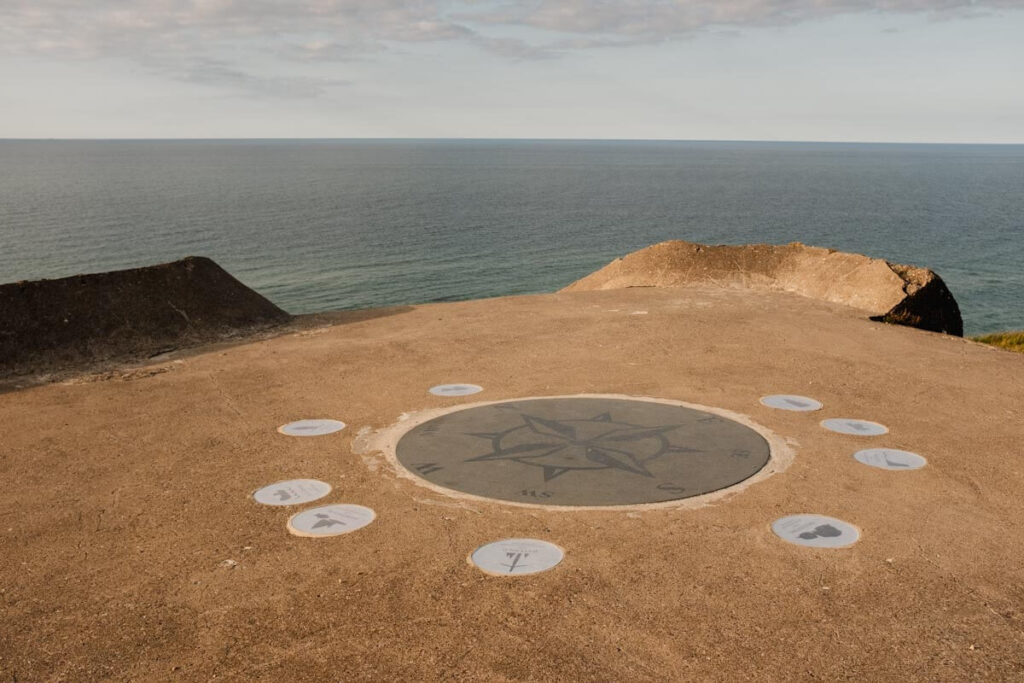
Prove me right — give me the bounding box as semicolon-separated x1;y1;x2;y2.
2;286;1022;681
0;256;290;379
563;240;963;335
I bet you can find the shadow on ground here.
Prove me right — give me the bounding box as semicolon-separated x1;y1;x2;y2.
0;305;416;395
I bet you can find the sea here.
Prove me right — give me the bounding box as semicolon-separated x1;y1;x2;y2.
1;139;1021;335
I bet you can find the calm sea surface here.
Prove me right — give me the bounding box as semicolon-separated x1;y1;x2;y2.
1;140;1021;335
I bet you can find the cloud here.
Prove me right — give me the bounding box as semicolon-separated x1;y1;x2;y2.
170;58;350;98
470;35;560;60
463;0;1024;40
0;1;462;58
0;0;474;96
1;0;1021;96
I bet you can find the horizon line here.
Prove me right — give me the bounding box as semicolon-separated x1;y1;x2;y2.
2;136;1023;146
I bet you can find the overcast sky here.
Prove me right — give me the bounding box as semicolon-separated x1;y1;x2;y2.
2;0;1023;142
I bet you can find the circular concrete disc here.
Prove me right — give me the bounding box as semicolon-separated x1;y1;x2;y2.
278;419;346;437
287;504;375;537
772;514;860;548
253;479;331;506
396;397;771;506
854;448;927;471
821;418;888;436
470;539;564;576
429;384;483;397
760;395;823;412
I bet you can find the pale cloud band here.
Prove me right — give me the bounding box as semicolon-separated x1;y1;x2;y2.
470;0;1024;37
3;0;1021;97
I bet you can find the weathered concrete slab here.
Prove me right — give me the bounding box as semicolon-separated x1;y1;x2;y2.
395;396;773;507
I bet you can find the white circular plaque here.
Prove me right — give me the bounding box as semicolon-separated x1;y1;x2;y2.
760;395;823;412
470;538;564;576
854;448;927;471
821;418;888;436
772;515;860;548
287;504;376;537
278;419;347;437
429;384;483;397
253;479;332;506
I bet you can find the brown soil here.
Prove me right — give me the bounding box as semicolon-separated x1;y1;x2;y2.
0;257;291;379
2;285;1022;681
563;240;963;335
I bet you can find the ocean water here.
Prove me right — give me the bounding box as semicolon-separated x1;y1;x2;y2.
1;139;1021;335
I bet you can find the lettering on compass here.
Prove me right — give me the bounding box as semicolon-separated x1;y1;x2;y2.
465;412;701;483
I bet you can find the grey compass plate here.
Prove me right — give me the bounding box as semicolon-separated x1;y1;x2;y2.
395;397;771;506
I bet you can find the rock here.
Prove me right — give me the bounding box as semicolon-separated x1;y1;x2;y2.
562;241;963;336
0;256;291;378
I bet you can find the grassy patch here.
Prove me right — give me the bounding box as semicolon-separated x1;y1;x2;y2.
972;331;1024;353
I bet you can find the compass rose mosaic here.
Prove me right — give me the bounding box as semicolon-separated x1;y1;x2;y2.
395;397;772;506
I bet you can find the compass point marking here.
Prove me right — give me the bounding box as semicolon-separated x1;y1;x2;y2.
396;397;773;506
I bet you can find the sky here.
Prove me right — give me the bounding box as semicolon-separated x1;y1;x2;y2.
2;0;1023;142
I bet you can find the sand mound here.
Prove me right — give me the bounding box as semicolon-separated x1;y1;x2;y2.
0;256;290;378
563;241;963;335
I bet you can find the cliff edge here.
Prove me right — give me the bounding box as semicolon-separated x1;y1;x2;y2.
563;241;963;336
0;256;291;378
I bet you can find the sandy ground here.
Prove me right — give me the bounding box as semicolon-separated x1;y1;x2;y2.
2;285;1023;681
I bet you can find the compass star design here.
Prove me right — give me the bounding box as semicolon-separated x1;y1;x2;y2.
466;412;700;483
